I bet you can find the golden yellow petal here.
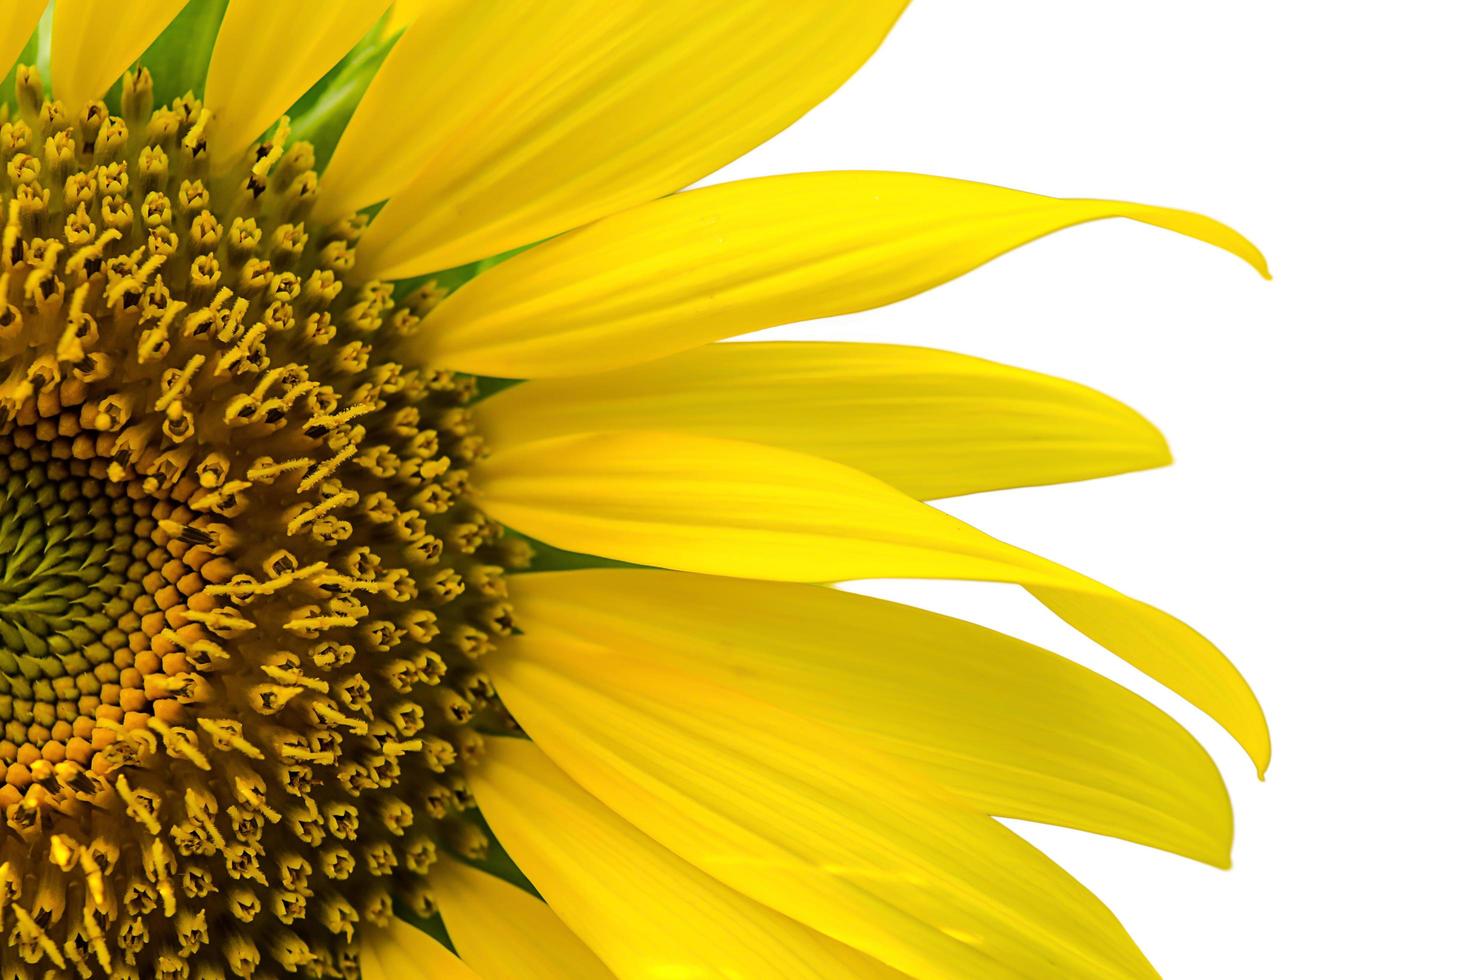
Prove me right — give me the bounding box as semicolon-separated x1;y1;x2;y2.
478;430;1269;771
359;917;479;980
346;2;908;279
316;0;520;219
483;659;1157;978
511;569;1233;866
420;171;1267;376
477;737;967;979
50;0;188;105
204;0;389;170
381;0;431;38
434;860;616;979
483;341;1169;498
0;2;47;76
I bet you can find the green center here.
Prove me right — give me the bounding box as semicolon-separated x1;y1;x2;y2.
0;437;140;773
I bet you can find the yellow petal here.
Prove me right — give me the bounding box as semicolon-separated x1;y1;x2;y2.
204;0;389;170
434;860;616;980
50;0;188;106
478;739;908;978
478;737;1036;980
360;917;479;980
479;431;1269;771
420;171;1268;377
484;658;1156;978
0;2;46;76
346;3;908;279
484;341;1170;499
382;0;431;38
511;569;1233;867
316;0;521;219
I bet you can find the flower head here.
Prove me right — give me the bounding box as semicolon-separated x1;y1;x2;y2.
0;49;520;980
0;3;1267;978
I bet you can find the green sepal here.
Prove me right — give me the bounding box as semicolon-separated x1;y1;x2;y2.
468;375;521;404
286;11;398;167
503;530;650;574
130;0;228;105
394;238;543;300
390;904;458;955
456;800;541;899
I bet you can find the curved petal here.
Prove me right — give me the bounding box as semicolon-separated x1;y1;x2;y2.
347;2;909;279
382;0;431;38
483;341;1170;499
434;860;616;980
510;569;1233;867
484;656;1157;979
479;737;1002;979
419;171;1268;377
360;916;479;980
478;430;1269;771
0;2;46;77
204;0;389;169
50;0;189;105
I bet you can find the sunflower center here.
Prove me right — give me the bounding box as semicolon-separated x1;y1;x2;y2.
0;65;521;978
0;426;213;797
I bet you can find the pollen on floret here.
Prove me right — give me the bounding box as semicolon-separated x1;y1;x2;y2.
0;64;524;979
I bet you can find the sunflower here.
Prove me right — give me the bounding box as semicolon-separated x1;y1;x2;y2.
0;1;1268;978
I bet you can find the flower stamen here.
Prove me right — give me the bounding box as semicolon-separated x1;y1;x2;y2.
0;66;522;978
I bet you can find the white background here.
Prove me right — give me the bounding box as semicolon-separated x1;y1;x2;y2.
702;2;1477;977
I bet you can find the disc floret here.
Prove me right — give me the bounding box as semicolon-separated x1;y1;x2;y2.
0;65;519;979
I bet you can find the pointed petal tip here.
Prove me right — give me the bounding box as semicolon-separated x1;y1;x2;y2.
1190;828;1233;871
1212;688;1268;778
1059;194;1267;280
1130;415;1174;469
1244;245;1272;281
1247;726;1272;779
424;176;1271;379
1210;221;1270;280
1110;200;1269;280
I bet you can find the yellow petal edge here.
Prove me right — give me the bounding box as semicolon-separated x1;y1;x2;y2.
434;860;616;979
346;3;910;279
484;341;1171;499
483;661;1157;978
423;171;1268;377
359;916;478;980
478;430;1270;772
205;0;390;170
511;569;1234;866
50;0;189;105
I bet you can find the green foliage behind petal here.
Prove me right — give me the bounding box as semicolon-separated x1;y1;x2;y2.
136;0;228;103
1;22;39;113
287;13;398;167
